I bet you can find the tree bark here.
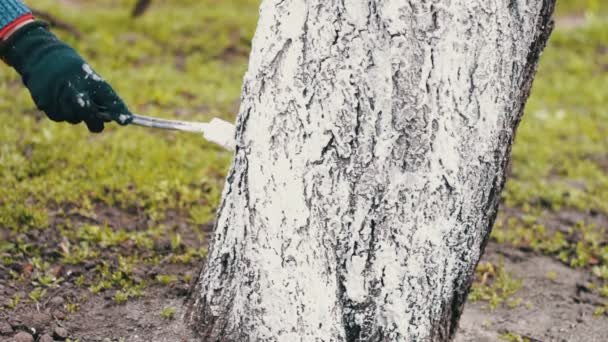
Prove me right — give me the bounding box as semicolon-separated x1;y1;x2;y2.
188;0;555;341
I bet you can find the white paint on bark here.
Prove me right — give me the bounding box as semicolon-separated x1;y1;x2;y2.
189;0;555;341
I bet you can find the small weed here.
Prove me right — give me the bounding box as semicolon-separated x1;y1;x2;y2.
156;274;178;286
75;274;86;287
160;307;177;319
499;331;531;342
183;273;193;283
169;247;207;264
65;303;80;314
28;287;47;303
506;298;522;309
9;270;24;282
34;273;64;288
113;291;129;304
90;280;113;294
600;284;608;298
470;257;523;311
593;266;608;282
112;284;145;304
61;241;99;264
170;233;183;251
6;293;21;310
102;338;126;342
594;305;607;316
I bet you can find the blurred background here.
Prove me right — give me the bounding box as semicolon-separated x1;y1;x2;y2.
0;1;606;341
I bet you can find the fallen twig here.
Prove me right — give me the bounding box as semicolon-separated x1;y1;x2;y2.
132;0;153;18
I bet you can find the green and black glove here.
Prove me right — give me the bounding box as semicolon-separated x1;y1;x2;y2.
0;22;132;132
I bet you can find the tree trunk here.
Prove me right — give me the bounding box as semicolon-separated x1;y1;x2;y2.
188;0;555;341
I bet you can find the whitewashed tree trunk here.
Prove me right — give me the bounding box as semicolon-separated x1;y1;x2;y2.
188;0;555;341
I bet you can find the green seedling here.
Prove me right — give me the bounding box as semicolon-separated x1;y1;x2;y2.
28;287;47;303
156;274;178;286
499;332;531;342
469;257;523;311
170;232;183;251
65;303;80;314
113;291;129;304
160;307;177;319
6;293;21;310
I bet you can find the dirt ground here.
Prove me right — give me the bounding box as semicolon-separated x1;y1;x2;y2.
0;204;211;342
457;242;608;342
2;237;607;342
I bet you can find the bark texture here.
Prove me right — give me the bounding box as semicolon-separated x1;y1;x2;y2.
189;0;555;341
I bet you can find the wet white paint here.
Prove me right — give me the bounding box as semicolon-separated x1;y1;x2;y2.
76;93;86;108
200;118;236;150
118;114;130;124
82;63;103;82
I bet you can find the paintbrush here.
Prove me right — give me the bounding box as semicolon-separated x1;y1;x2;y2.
128;114;236;151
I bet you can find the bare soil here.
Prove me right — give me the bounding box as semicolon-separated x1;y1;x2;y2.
456;242;608;342
0;204;208;342
2;232;607;342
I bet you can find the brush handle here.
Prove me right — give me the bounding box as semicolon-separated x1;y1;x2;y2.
130;114;208;133
126;113;236;151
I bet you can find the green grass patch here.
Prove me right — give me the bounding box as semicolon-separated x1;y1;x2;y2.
505;21;608;213
499;331;531;342
1;0;259;232
160;307;177;320
469;257;524;311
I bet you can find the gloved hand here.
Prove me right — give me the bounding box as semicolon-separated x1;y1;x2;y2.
0;21;132;132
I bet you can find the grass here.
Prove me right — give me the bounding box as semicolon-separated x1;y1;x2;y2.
160;307;177;320
0;0;606;321
469;258;524;311
1;0;260;311
1;0;257;231
505;20;608;213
